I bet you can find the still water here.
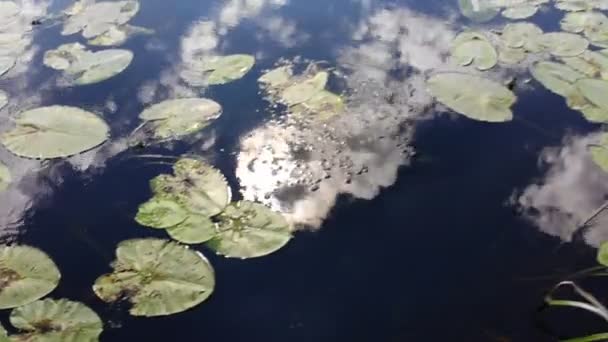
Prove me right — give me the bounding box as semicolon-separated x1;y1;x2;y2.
0;0;607;340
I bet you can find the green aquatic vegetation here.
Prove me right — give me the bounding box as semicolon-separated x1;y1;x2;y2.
498;44;527;64
88;25;154;47
451;32;498;70
535;32;589;57
207;201;293;259
575;78;608;111
530;61;585;97
43;43;88;71
0;162;11;192
501;22;543;51
1;106;109;159
0;245;60;310
280;71;329;105
138;98;222;140
181;54;255;86
591;134;608;172
562;50;608;79
502;4;538;19
62;0;140;39
93;238;215;317
458;0;500;22
292;90;346;121
8;298;103;341
0;90;6;110
426;73;516;122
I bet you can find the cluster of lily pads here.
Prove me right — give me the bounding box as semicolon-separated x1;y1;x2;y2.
258;63;345;122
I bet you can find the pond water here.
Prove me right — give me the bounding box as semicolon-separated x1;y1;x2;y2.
1;0;608;340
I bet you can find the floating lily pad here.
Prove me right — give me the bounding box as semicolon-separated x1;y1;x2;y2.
43;43;88;71
590;133;608;172
93;238;215;317
501;22;543;51
66;49;133;86
207;201;292;259
281;71;329;106
535;32;588;57
0;162;10;191
598;241;608;266
458;0;500;22
1;106;109;159
0;90;6;110
62;0;140;39
9;298;103;341
502;5;538;19
575;78;608;110
295;90;345;121
166;215;216;244
426;73;516;122
204;54;255;85
560;11;607;33
556;0;591;11
139;98;222;139
498;44;527;64
0;56;14;78
562;50;608;79
258;65;293;88
135;197;188;229
88;25;153;47
530;61;585;96
0;245;60;309
451;33;498;70
578;103;608;122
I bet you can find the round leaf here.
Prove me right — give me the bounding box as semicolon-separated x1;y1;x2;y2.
9;298;103;341
426;73;516;122
93;238;215;317
1;106;109;159
536;32;589;57
207;201;292;259
0;245;60;309
502;22;543;50
139;98;221;139
204;54;255;85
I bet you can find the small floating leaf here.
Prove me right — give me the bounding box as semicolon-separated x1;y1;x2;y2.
426;73;516;122
560;11;607;33
598;241;608;266
258;65;293;88
0;162;11;191
0;245;60;309
139;98;222;139
556;0;591;11
207;201;292;259
281;71;329;106
135;197;188;229
93;238;215;317
502;5;538;19
43;43;88;71
9;298;103;341
1;106;109;159
451;33;498;70
204;54;255;85
88;25;154;47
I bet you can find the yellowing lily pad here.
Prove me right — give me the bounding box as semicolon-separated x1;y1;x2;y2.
0;245;60;309
561;50;608;79
139;98;222;139
93;238;215;317
9;298;103;341
1;106;109;159
426;73;516;122
204;54;255;85
207;201;292;259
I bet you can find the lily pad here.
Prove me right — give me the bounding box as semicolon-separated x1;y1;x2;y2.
502;5;538;19
62;0;140;39
590;133;608;172
204;54;255;85
0;162;10;191
535;32;589;57
562;50;608;79
135;197;188;229
139;98;222;139
88;25;153;47
93;238;215;317
458;0;500;22
207;201;292;259
281;71;329;106
0;56;14;78
43;43;88;71
556;0;591;11
9;298;103;341
166;215;217;244
498;44;527;64
0;245;60;309
1;106;109;159
451;33;498;70
560;11;608;33
65;49;133;86
575;78;608;110
426;73;516;122
295;90;345;121
501;22;543;50
530;61;585;97
0;90;6;110
258;65;293;88
598;241;608;266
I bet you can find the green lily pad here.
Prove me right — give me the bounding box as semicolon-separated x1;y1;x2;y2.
426;73;516;123
152;158;231;217
0;162;10;191
65;49;133;86
502;5;538;19
530;61;585;97
258;65;293;88
562;50;608;79
88;25;154;47
281;71;329;106
0;56;14;78
204;54;255;85
1;106;109;159
575;78;608;110
451;33;498;70
43;43;88;71
501;22;543;50
207;201;292;259
135;197;188;229
578;103;608;123
458;0;500;22
0;90;7;110
560;11;608;33
0;245;60;309
535;32;589;57
139;98;222;139
590;133;608;172
93;238;215;317
598;241;608;266
295;90;345;121
166;215;217;244
9;298;103;341
62;0;140;39
556;0;591;11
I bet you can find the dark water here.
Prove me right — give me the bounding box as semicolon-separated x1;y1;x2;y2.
0;0;607;340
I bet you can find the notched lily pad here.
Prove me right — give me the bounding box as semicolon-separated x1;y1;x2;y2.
135;197;188;229
66;49;133;86
451;32;498;70
0;245;60;309
207;201;293;259
9;298;103;341
426;73;516;122
1;106;109;159
138;98;222;140
501;22;543;51
258;65;293;88
93;238;215;317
